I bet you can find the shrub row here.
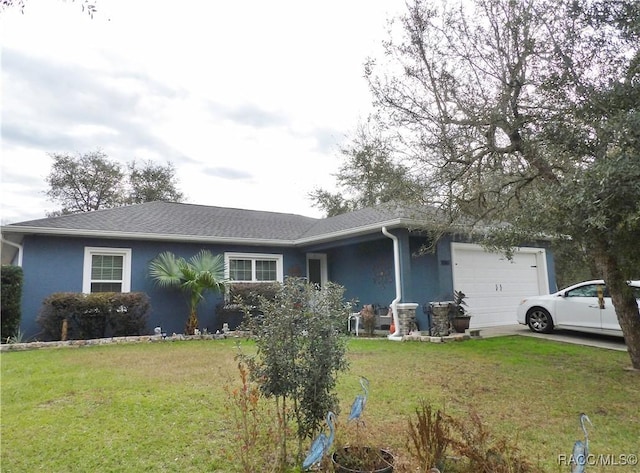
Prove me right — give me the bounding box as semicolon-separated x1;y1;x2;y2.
216;282;280;330
1;265;23;342
37;292;151;341
224;282;280;309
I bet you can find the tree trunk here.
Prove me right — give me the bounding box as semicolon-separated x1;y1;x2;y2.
61;318;68;341
185;310;198;335
595;246;640;370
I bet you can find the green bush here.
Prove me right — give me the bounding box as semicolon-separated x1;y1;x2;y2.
239;277;351;468
37;292;151;341
215;282;280;330
222;282;280;309
1;265;23;342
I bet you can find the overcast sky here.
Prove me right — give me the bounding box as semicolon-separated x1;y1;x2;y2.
1;0;407;224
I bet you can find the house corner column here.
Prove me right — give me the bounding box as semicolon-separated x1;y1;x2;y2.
397;229;413;303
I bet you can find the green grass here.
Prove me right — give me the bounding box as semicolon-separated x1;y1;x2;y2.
1;336;639;472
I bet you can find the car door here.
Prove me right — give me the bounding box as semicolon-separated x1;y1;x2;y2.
554;282;603;331
599;285;620;333
601;285;640;334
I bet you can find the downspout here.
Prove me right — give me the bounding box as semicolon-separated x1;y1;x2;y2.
382;226;401;339
1;237;23;267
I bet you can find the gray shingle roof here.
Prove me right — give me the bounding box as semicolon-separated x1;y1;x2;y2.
7;202;316;240
4;201;416;244
298;205;408;239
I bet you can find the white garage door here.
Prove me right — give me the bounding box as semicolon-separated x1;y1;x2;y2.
451;243;549;328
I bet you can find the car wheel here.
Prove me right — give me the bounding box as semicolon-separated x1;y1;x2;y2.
527;308;554;333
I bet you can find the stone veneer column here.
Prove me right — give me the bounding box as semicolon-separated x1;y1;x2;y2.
396;302;419;336
430;302;452;336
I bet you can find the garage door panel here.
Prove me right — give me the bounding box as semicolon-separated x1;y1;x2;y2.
451;244;547;328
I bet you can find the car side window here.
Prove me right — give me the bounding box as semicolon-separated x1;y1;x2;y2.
566;284;601;298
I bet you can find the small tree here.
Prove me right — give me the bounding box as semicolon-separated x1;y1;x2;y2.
148;250;226;335
240;277;351;468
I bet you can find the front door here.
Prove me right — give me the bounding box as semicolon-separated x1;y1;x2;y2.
307;253;327;288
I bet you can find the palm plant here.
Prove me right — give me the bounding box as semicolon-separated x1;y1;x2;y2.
148;250;227;334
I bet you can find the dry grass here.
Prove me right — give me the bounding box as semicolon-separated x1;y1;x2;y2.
1;335;638;472
340;337;639;472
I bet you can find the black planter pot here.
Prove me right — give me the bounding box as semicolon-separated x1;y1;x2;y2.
332;446;394;473
452;316;471;333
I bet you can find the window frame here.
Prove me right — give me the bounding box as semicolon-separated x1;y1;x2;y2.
82;247;132;294
566;283;604;298
224;252;284;283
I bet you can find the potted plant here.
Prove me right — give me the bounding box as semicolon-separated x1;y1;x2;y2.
360;304;376;336
331;377;395;472
450;290;471;333
332;446;395;472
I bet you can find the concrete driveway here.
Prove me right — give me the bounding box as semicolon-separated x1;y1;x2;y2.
480;324;628;352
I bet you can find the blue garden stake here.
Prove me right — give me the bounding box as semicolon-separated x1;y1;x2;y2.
348;376;369;422
302;411;336;470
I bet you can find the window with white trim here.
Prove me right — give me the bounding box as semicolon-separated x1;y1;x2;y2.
83;247;132;293
225;253;283;283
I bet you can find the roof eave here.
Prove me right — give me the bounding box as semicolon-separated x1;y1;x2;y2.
293;218;421;246
1;217;428;248
1;226;297;247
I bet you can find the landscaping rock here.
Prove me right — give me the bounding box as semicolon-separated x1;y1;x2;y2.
0;331;246;352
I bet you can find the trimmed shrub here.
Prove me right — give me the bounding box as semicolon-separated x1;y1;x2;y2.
227;282;280;309
107;293;151;337
1;265;23;342
215;282;280;330
37;292;151;341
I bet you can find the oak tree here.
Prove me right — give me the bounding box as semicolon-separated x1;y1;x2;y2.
46;151;125;215
354;0;640;367
127;159;184;205
45;151;185;216
309;125;419;217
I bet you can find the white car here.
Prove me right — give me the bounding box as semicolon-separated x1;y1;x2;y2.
517;279;640;336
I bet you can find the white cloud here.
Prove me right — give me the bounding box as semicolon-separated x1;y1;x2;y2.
0;0;407;224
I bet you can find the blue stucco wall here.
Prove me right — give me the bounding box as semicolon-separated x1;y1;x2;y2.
545;249;558;292
326;237;396;311
323;231;447;330
18;235;305;339
16;232;555;339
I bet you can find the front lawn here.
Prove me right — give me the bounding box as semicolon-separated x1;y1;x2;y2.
1;336;638;472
